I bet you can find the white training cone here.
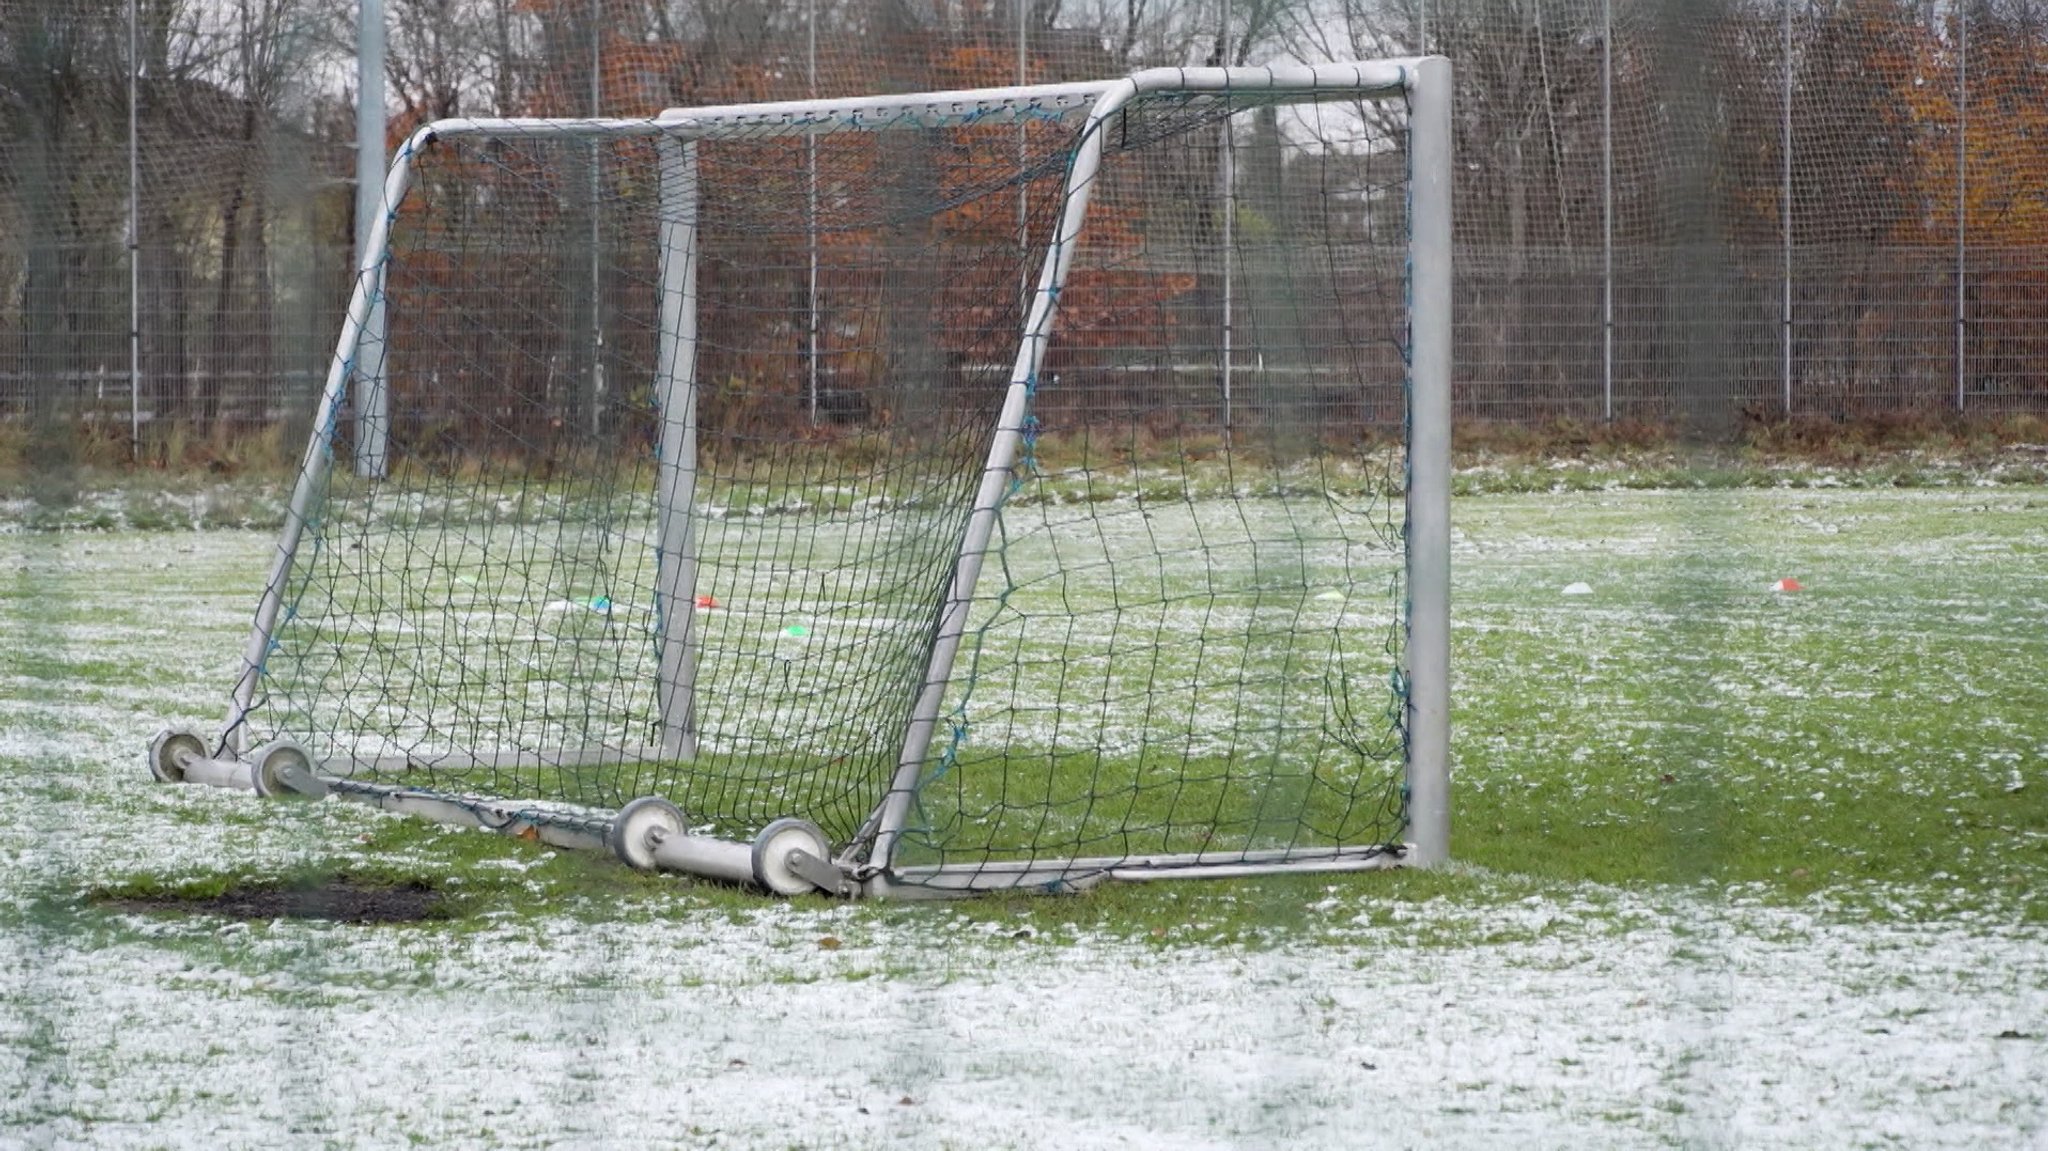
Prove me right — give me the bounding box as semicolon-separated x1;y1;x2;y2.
1562;582;1594;597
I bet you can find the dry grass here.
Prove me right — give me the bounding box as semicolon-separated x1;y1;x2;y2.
4;408;2046;504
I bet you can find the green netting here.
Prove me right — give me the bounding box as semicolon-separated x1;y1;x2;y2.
238;79;1414;881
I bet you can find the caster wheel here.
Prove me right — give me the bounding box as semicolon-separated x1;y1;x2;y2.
752;818;830;896
148;728;207;784
609;797;686;871
249;739;325;799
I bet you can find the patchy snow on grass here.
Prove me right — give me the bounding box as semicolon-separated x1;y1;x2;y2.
2;490;2045;1148
1;874;2043;1149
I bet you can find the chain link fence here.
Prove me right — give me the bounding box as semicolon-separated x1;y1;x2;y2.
3;0;2045;456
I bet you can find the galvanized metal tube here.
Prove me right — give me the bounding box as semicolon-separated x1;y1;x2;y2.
181;756;257;792
222;133;423;752
1404;56;1455;867
653;140;702;759
647;832;757;887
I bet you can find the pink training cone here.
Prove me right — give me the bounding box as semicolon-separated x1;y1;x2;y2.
695;594;719;610
1770;578;1804;593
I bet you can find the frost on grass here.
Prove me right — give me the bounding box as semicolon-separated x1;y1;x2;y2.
3;875;2045;1149
1;492;2045;1148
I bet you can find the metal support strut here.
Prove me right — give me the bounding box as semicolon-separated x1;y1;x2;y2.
147;731;848;898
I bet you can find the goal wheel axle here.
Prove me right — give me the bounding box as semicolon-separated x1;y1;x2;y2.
607;798;839;896
146;728;327;798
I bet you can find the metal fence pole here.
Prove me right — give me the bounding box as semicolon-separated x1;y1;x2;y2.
589;0;605;436
128;0;141;459
1782;0;1793;417
354;0;388;478
1602;0;1614;421
1956;6;1968;413
1018;0;1029;313
808;0;820;423
1219;0;1233;434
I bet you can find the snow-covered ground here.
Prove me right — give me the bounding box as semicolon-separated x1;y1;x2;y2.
3;857;2044;1149
2;494;2044;1148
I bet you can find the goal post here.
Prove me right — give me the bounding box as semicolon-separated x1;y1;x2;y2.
1406;55;1453;868
652;136;703;761
150;59;1453;898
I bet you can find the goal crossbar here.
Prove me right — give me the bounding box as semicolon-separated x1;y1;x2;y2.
379;62;1420;145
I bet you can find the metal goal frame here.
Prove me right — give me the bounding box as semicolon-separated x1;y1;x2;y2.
148;59;1453;899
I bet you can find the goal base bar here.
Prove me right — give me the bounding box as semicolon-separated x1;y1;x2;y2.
336;746;673;773
864;845;1407;899
155;745;1408;898
321;778;616;855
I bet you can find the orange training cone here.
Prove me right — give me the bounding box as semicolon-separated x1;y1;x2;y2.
1770;578;1804;593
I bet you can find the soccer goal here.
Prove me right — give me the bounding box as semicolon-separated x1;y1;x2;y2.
149;59;1452;897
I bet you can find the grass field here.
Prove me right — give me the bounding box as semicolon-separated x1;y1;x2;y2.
2;477;2045;1148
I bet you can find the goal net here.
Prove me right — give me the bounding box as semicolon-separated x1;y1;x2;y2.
157;61;1451;896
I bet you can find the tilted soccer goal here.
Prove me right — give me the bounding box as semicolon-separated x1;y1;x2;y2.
149;60;1452;898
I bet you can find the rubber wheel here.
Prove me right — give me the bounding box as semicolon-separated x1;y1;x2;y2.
752;818;830;896
608;797;686;871
148;728;207;784
249;739;322;799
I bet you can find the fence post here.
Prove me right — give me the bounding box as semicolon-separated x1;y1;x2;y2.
1602;0;1614;422
808;0;821;423
1781;0;1794;417
354;0;388;478
128;0;141;459
1955;6;1968;414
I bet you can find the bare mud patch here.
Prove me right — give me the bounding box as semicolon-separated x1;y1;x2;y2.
95;876;446;924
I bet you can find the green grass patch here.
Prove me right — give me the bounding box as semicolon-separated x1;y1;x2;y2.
5;483;2045;950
